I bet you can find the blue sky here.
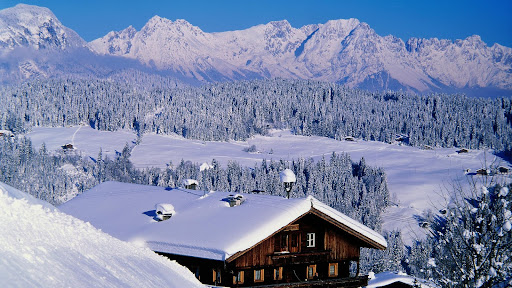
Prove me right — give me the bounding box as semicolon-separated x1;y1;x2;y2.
1;0;511;47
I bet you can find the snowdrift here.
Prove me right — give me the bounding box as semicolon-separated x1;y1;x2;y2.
0;182;203;288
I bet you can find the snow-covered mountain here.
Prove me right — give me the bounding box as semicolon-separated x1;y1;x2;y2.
0;181;203;287
1;4;511;95
90;15;512;94
0;4;84;50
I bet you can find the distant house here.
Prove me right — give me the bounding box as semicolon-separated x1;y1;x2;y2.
395;135;408;143
62;143;74;150
182;178;199;190
60;182;387;287
0;130;14;137
476;168;490;176
497;166;510;175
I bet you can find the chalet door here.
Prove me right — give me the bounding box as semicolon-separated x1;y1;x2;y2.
290;232;300;253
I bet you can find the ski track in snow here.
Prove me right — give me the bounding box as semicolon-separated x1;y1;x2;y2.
26;126;512;243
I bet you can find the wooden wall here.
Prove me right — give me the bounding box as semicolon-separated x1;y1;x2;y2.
231;212;362;269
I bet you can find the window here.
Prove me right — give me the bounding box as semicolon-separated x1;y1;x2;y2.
233;271;244;285
254;269;264;282
274;267;283;280
328;263;338;277
307;264;317;279
280;234;289;251
306;232;316;247
212;268;221;284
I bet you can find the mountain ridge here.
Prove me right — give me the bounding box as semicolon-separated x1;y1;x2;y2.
1;4;511;96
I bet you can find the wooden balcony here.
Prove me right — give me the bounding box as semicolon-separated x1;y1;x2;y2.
245;275;369;288
269;250;331;265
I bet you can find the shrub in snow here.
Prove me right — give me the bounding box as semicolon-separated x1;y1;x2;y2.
243;144;258;153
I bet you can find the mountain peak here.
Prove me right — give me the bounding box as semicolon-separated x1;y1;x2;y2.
0;4;84;50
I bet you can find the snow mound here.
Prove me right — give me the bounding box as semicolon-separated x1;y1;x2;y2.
0;182;203;288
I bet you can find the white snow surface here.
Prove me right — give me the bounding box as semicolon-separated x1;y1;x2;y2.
365;271;437;288
279;168;296;183
59;181;386;261
26;126;512;244
0;181;203;288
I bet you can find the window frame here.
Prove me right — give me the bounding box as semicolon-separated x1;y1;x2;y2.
306;232;316;247
254;268;265;283
273;267;283;280
212;268;221;284
280;233;289;251
306;264;317;279
328;263;338;277
233;270;244;285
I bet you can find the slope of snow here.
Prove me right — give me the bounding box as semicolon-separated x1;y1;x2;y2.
25;127;512;244
0;181;203;288
26;126;136;159
59;181;386;261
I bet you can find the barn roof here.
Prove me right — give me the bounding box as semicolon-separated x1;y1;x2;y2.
60;181;386;261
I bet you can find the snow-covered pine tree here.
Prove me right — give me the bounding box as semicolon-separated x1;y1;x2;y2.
427;182;512;287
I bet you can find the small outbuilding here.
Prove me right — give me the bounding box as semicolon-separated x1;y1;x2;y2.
476;168;490;176
182;178;199;190
0;130;14;137
62;143;74;150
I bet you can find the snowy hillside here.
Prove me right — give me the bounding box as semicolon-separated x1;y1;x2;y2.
25;126;512;243
0;181;203;288
0;4;511;95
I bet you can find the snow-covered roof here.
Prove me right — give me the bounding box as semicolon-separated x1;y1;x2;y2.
60;181;386;262
365;272;437;288
182;178;198;186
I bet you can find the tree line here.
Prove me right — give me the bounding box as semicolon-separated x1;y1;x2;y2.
1;78;511;153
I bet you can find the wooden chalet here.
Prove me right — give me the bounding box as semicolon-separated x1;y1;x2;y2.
60;181;387;288
476;168;490;176
456;148;469;154
62;143;74;150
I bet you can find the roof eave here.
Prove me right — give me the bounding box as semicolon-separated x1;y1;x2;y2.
309;208;387;250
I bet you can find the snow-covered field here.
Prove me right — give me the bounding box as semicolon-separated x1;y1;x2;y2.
0;181;203;288
26;126;511;243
